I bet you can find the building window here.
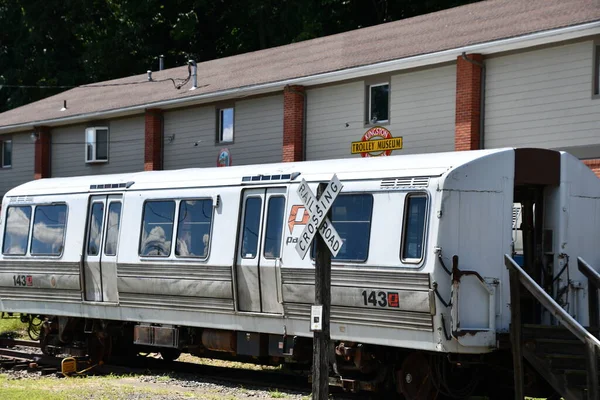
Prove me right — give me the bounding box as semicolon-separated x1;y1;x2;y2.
368;83;389;124
595;45;600;96
401;194;428;262
1;140;12;168
85;127;109;163
217;107;234;143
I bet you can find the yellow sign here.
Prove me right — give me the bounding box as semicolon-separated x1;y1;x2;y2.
351;137;403;155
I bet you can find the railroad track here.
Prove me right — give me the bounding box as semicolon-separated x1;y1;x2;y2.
0;338;374;399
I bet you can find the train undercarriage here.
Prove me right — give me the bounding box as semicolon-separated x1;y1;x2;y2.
9;314;555;400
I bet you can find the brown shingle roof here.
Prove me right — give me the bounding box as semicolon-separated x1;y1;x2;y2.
1;0;599;130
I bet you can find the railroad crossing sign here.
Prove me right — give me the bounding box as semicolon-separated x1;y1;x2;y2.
295;175;344;259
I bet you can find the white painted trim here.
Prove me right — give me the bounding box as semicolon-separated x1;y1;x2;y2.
2;20;600;133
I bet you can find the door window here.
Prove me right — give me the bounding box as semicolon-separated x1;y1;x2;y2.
264;196;285;259
87;202;104;256
401;195;427;262
104;202;122;256
241;197;262;259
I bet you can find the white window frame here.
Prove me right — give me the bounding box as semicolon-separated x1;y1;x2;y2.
85;127;109;164
1;139;12;168
368;82;390;124
217;107;234;144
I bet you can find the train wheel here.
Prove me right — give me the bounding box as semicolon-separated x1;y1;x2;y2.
160;348;181;362
397;352;437;400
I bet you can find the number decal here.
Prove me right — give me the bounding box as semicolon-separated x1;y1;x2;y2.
362;290;399;308
12;275;32;287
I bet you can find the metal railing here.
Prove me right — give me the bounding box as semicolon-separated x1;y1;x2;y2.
577;257;600;330
504;254;599;400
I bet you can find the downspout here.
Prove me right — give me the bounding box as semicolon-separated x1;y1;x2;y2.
461;52;486;149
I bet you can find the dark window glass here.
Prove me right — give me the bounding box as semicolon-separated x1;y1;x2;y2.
96;129;108;160
3;206;32;255
241;197;261;259
370;84;389;123
264;196;285;259
104;202;122;256
139;201;175;257
312;194;373;262
402;196;427;261
176;199;213;258
2;140;12;167
31;205;67;255
87;202;104;256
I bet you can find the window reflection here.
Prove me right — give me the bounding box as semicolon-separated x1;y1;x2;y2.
241;197;261;259
87;202;104;256
264;197;285;259
176;200;213;258
104;202;121;256
3;206;32;255
139;201;175;256
30;205;67;255
402;196;427;261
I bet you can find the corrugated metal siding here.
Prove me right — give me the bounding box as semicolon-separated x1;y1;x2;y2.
0;132;34;199
163;95;283;170
305;65;456;160
51;116;144;177
485;40;599;149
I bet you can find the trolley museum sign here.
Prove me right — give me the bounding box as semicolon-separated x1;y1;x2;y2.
295;175;344;259
351;126;403;157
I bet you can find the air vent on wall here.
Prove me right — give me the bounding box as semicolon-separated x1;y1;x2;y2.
380;177;430;190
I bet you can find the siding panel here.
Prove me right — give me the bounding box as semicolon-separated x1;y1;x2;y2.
485;41;600;150
163;95;283;170
0;132;35;199
51;116;144;177
306;65;456;160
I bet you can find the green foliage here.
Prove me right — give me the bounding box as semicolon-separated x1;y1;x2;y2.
0;313;27;338
0;0;480;112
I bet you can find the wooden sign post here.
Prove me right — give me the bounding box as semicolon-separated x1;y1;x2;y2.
295;175;343;400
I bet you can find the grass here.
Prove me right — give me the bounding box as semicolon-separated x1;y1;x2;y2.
0;313;28;339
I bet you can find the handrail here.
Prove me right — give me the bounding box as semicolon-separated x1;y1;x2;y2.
577;257;600;290
504;254;600;347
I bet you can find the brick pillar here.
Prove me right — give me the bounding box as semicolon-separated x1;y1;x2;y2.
283;85;305;162
145;108;163;171
584;159;600;178
34;126;51;179
455;53;483;151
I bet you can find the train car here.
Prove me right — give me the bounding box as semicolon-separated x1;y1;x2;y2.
0;147;598;399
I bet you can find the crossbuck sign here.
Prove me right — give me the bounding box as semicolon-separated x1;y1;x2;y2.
295;175;344;259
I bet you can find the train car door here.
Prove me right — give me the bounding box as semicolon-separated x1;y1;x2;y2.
236;188;286;313
83;194;123;303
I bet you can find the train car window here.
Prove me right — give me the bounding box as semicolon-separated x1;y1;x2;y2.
139;201;175;257
401;195;428;262
175;199;213;258
87;202;104;256
311;194;374;262
241;197;262;259
2;206;32;255
104;202;122;256
30;205;67;256
264;196;285;259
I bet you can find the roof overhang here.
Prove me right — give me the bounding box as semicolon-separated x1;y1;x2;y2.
2;20;599;134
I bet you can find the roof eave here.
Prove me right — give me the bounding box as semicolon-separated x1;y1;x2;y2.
2;20;599;134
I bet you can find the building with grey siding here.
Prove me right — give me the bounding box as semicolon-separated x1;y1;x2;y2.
0;0;600;200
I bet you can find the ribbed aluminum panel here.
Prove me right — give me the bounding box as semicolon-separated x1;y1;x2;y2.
117;264;232;281
281;268;430;291
0;261;80;275
118;293;234;313
0;287;81;303
284;303;433;331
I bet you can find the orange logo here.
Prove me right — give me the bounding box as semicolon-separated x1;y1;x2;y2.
288;205;309;233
